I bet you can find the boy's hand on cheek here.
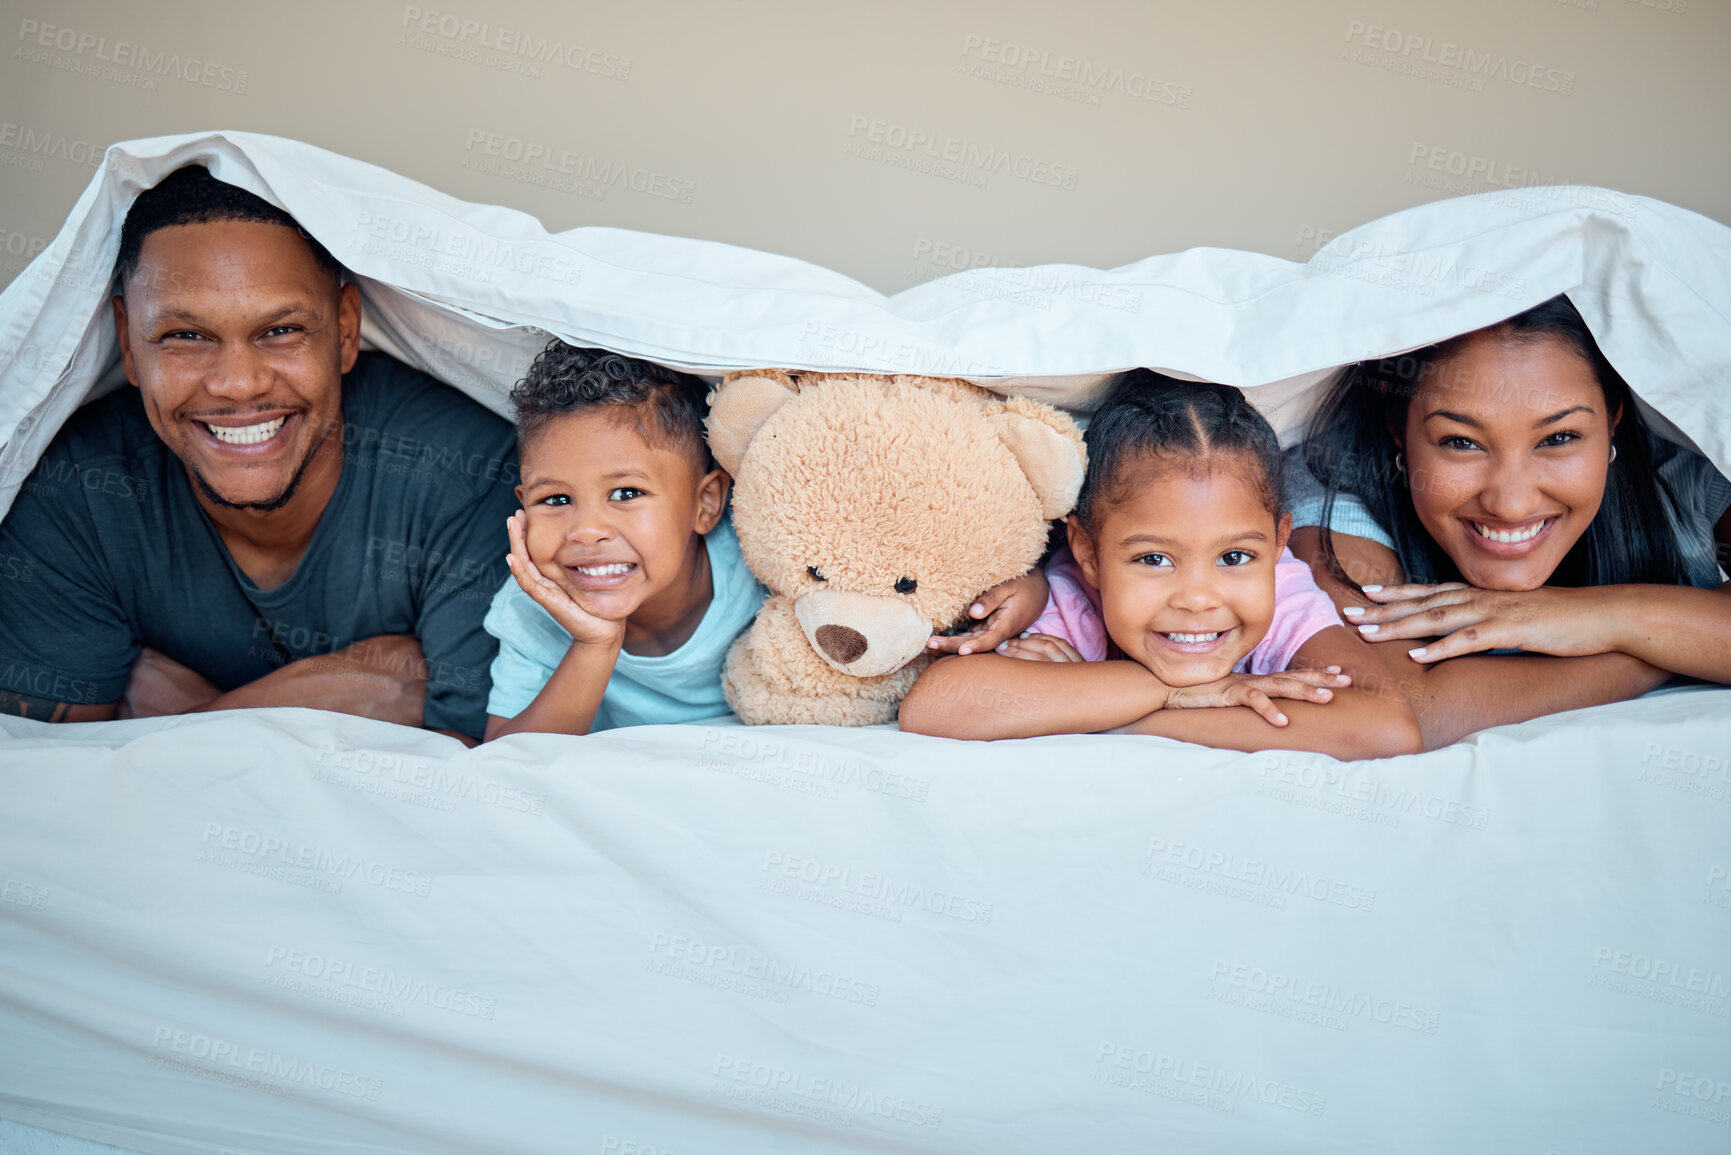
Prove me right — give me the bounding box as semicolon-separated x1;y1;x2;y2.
506;512;627;650
926;569;1050;656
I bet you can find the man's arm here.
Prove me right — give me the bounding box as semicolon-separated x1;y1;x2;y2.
117;637;431;729
1288;527;1671;750
114;639;475;743
0;691;117;723
0;471;135;722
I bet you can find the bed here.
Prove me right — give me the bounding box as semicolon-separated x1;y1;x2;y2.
1;132;1727;1153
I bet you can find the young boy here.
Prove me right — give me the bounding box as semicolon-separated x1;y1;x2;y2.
482;343;763;737
483;341;1054;739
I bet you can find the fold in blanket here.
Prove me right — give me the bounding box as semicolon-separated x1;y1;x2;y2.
1;131;1728;525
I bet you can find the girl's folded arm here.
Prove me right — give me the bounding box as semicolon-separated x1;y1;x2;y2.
898;652;1167;740
1124;626;1422;758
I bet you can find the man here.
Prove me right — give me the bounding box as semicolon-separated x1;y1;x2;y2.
0;165;519;741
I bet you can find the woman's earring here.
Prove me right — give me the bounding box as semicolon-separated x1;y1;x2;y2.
1609;444;1618;464
1394;451;1406;474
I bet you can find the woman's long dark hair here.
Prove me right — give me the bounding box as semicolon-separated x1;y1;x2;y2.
1301;295;1685;589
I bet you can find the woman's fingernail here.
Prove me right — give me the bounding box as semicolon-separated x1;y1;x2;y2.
1357;623;1380;634
959;645;972;655
996;642;1008;652
1326;666;1342;672
1362;585;1383;593
1342;606;1364;617
1274;713;1288;725
970;603;985;616
1408;647;1427;659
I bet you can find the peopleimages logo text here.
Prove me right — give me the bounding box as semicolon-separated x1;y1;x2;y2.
1343;20;1574;94
16;19;249;91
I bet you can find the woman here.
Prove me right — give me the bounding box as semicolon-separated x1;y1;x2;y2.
1289;295;1731;749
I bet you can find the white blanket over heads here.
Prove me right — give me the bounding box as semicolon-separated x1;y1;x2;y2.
1;130;1729;519
0;133;1729;1154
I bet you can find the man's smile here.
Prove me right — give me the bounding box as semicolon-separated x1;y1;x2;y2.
190;408;301;456
204;415;286;444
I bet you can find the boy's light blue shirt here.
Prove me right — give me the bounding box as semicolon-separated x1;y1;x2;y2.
483;515;766;730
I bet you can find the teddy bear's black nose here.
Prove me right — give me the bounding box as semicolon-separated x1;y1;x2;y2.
816;624;869;664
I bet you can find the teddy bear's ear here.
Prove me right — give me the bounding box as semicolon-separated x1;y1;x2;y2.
706;372;799;475
987;408;1087;519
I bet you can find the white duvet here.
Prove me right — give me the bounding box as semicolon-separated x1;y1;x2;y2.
0;132;1729;1153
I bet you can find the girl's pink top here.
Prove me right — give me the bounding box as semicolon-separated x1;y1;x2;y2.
1026;546;1343;674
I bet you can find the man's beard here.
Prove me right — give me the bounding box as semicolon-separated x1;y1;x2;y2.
188;435;323;513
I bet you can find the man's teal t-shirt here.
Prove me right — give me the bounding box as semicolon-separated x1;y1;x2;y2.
0;353;520;737
482;515;766;729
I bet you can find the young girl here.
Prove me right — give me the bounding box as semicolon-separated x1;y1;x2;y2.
899;372;1423;758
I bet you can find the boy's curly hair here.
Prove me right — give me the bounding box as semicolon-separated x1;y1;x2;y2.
510;341;713;471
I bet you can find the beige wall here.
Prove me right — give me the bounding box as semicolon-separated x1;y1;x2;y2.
2;0;1725;296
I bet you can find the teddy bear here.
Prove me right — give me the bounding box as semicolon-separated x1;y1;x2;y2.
705;370;1086;726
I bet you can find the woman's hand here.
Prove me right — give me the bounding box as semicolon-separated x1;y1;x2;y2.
1162;667;1351;727
926;569;1050;656
505;512;626;650
1342;582;1614;663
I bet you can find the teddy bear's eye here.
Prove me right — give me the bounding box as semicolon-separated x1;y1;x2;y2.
808;566;826;582
895;577;917;594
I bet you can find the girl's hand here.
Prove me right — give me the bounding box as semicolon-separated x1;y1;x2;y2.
1342;583;1610;663
997;633;1086;663
505;512;626;650
1164;667;1351;727
926;569;1050;656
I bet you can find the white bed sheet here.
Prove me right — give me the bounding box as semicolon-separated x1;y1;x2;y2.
2;693;1730;1153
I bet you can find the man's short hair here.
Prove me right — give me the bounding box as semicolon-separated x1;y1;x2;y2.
510;341;714;472
114;164;343;293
